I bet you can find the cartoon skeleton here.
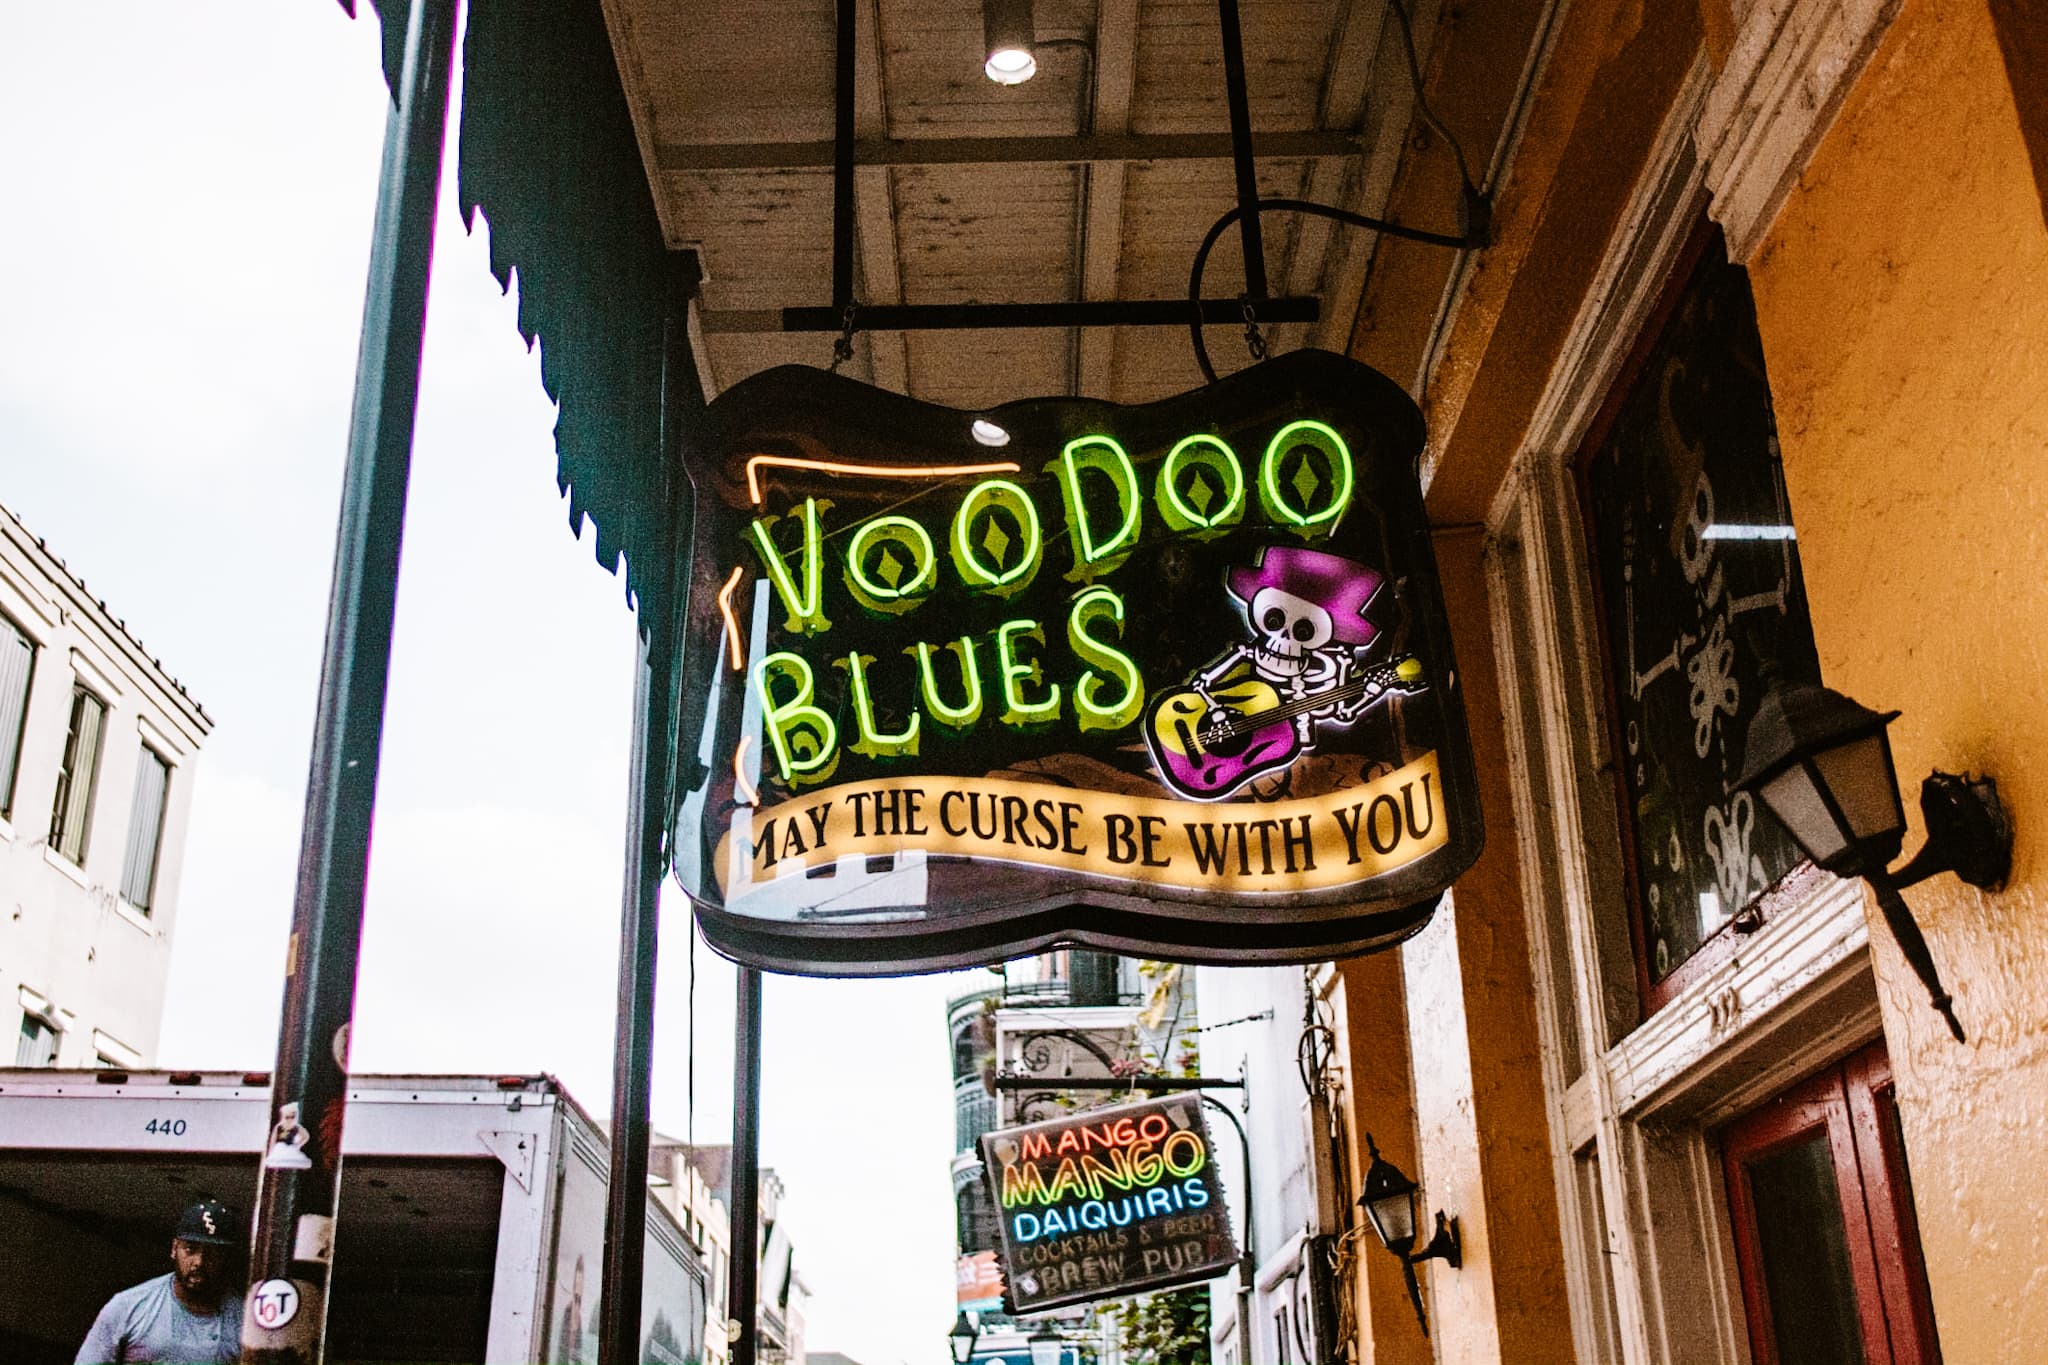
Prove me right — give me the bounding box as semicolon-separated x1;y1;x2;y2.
1193;546;1387;743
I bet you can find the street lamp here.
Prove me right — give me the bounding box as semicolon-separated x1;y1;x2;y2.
1734;679;2011;1042
1358;1133;1460;1336
949;1311;979;1365
1026;1325;1063;1365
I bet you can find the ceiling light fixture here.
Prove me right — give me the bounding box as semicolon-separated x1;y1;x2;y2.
983;0;1037;84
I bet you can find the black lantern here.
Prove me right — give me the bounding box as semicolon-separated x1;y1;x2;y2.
1026;1325;1064;1365
1358;1133;1460;1335
949;1311;979;1365
1736;679;2012;1043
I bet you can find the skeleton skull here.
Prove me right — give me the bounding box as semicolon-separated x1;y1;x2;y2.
1248;587;1333;676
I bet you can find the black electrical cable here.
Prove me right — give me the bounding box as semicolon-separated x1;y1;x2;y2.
1189;0;1490;381
1186;198;1477;381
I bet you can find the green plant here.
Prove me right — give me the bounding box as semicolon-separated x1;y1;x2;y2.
1100;1286;1211;1364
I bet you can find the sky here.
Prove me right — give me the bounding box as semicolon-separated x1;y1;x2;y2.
0;7;975;1363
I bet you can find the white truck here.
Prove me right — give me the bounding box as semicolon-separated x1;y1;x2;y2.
0;1069;717;1365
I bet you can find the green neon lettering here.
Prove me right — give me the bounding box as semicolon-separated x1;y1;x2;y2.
844;514;937;616
1066;586;1144;732
911;637;986;730
747;498;831;634
995;620;1061;727
1156;433;1246;537
834;653;920;758
1053;435;1141;580
753;651;838;786
950;479;1043;599
1259;420;1354;534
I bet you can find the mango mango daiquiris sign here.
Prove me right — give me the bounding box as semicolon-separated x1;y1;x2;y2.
980;1095;1237;1313
671;349;1482;974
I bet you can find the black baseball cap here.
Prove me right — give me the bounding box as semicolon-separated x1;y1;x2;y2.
174;1199;241;1247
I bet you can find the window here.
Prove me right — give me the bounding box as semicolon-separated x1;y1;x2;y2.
1720;1041;1941;1365
48;684;106;864
121;746;171;911
16;1012;59;1067
1579;223;1823;1011
0;613;31;818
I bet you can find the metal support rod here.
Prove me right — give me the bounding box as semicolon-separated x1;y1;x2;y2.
728;968;766;1365
831;0;856;311
241;1;456;1360
1202;1097;1256;1365
992;1075;1247;1091
596;251;701;1365
772;297;1317;332
1216;0;1267;299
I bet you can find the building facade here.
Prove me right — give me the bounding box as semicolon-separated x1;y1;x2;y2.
0;503;210;1071
1302;1;2048;1362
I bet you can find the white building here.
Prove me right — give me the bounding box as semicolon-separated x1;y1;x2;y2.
0;503;210;1069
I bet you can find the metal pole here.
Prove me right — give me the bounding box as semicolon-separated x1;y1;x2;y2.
596;251;701;1365
728;968;765;1365
1202;1097;1256;1365
241;1;456;1360
831;0;856;312
1216;0;1268;300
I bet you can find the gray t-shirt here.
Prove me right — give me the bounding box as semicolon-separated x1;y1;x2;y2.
76;1272;241;1364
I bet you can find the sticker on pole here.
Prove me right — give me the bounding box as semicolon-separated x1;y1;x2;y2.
979;1094;1239;1313
250;1279;301;1330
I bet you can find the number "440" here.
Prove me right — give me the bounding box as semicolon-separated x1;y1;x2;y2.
144;1117;189;1137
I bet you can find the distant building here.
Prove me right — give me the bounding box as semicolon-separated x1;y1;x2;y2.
947;951;1184;1364
0;503;210;1069
686;1143;809;1365
650;1136;735;1365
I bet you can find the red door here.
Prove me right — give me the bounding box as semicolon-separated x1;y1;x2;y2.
1720;1041;1941;1365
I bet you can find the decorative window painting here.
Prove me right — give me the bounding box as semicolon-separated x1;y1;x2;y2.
1581;236;1823;992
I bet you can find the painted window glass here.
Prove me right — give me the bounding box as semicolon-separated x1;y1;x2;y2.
0;613;32;818
48;684;106;865
120;746;171;911
1580;229;1822;998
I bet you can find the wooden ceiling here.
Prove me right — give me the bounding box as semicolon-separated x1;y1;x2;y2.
600;0;1449;408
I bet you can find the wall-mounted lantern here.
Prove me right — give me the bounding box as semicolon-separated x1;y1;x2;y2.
1734;679;2011;1043
1026;1325;1065;1365
1359;1133;1460;1335
949;1310;979;1365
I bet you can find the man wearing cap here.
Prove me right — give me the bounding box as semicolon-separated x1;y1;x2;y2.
76;1199;244;1363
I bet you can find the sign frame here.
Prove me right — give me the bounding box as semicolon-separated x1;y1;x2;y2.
671;349;1483;974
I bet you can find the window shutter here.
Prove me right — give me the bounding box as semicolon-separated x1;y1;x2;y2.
0;619;30;816
122;747;171;910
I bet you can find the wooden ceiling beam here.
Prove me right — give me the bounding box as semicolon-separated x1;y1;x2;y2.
1075;0;1141;398
655;129;1361;174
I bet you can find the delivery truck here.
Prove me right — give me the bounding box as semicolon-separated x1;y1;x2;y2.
0;1069;716;1365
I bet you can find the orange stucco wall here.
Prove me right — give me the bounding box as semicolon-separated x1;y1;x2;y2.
1745;0;2048;1356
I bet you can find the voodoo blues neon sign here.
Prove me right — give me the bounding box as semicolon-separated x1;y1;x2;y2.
671;349;1482;974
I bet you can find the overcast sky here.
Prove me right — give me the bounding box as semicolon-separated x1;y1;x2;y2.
1;7;970;1363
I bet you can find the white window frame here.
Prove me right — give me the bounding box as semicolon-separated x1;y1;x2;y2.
1483;15;1905;1358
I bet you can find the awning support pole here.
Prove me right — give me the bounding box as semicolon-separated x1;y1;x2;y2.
832;0;857;313
1217;0;1268;301
596;249;702;1365
241;0;456;1360
729;967;766;1365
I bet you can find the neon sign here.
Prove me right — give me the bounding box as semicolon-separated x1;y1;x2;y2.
672;349;1482;974
980;1096;1238;1312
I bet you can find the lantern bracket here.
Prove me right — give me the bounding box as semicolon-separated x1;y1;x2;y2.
1887;770;2011;893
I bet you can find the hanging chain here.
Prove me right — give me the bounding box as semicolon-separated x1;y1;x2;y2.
1241;295;1269;362
828;300;859;373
